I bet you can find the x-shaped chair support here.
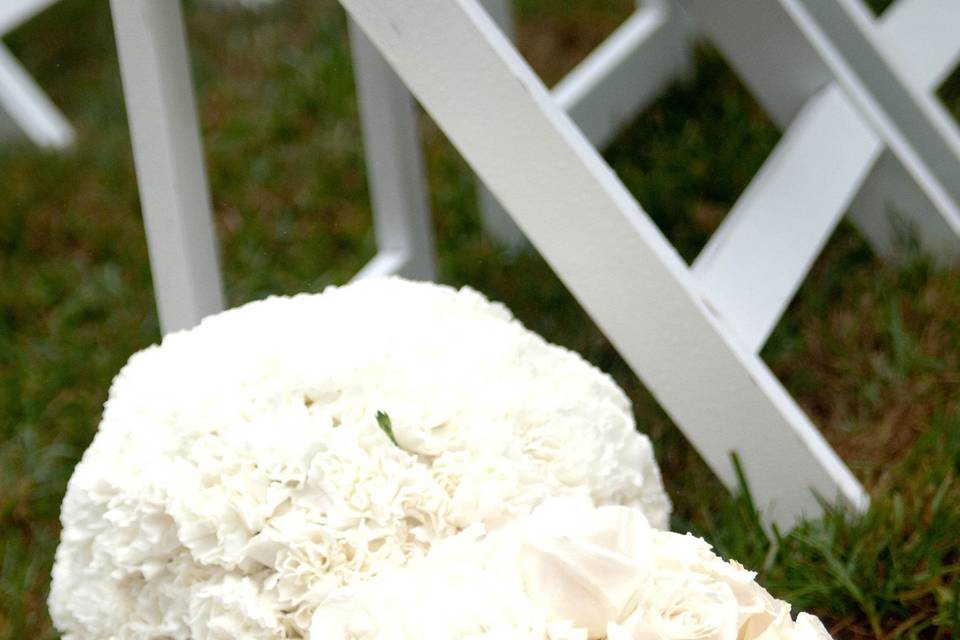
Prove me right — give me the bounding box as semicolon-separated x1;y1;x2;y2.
476;0;696;248
109;0;960;527
339;0;871;529
682;0;960;350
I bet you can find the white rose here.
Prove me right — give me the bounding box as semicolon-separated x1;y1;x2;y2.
752;609;833;640
649;530;792;639
517;499;654;638
792;613;833;639
612;574;739;640
701;556;790;636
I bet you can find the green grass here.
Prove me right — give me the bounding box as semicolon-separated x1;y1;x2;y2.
2;1;959;637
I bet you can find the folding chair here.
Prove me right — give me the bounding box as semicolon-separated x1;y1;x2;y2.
0;0;74;148
334;0;959;527
110;0;960;527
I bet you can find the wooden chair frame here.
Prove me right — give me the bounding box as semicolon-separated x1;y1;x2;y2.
109;0;960;526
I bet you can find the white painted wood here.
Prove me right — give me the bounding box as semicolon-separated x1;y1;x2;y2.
348;20;435;281
848;149;960;261
677;0;827;129
0;0;74;148
339;0;868;527
476;178;526;251
478;0;514;43
879;0;960;92
352;250;408;281
681;0;960;140
0;0;57;35
678;0;960;261
854;0;960;262
694;86;883;353
478;0;696;249
782;0;960;231
554;0;694;149
474;0;526;250
110;0;225;334
0;42;73;148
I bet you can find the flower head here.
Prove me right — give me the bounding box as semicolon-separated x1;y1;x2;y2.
309;500;835;640
49;278;670;639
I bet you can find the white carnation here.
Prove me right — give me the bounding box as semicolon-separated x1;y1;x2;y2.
49;278;669;639
309;499;835;640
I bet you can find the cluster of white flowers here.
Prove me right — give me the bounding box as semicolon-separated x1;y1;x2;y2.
312;498;834;640
49;278;670;639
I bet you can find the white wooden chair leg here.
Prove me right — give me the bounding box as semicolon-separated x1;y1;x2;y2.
340;0;868;528
110;0;225;334
348;20;436;282
0;42;73;148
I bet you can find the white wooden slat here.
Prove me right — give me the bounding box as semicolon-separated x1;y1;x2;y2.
677;0;828;129
848;149;960;262
678;0;960;262
477;0;513;41
0;42;73;148
474;0;526;249
0;0;58;35
693;86;883;353
110;0;224;335
783;0;960;230
348;20;435;281
352;250;408;281
478;0;695;249
848;0;960;263
476;180;526;251
554;0;694;149
681;0;960;138
879;0;960;92
849;0;960;263
339;0;867;527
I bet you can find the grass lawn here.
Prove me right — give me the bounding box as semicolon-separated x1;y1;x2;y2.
1;0;959;637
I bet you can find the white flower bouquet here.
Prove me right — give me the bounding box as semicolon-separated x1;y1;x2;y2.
312;498;833;640
49;279;670;639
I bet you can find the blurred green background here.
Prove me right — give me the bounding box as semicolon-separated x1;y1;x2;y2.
1;0;958;637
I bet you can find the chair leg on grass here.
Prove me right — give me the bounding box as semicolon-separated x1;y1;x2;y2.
110;0;225;335
348;19;436;282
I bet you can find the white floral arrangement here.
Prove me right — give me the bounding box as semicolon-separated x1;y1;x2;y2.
49;278;670;639
313;498;833;640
